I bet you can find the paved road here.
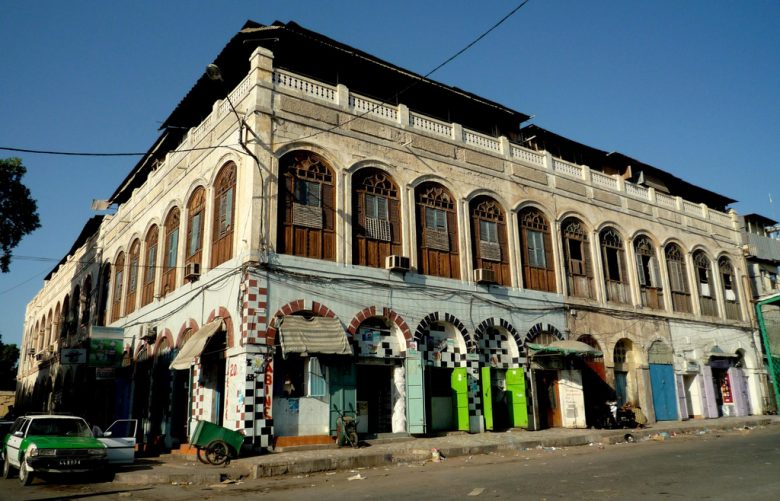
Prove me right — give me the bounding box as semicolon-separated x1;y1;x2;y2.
3;426;779;500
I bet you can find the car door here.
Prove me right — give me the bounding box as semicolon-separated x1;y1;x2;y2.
4;418;29;467
97;419;137;464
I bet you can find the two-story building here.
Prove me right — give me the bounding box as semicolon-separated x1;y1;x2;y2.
17;20;766;452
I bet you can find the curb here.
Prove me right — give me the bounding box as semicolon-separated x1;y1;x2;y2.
249;417;777;479
108;417;778;484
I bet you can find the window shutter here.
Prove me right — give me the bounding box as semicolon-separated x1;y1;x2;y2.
542;228;553;271
636;253;646;286
649;256;661;288
389;198;401;245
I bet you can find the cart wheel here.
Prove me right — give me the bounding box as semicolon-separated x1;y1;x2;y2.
196;447;210;464
205;440;230;466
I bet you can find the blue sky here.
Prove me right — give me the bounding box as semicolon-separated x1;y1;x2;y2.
1;1;779;348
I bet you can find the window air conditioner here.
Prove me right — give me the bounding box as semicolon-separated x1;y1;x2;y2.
385;255;410;272
185;262;201;281
474;268;496;284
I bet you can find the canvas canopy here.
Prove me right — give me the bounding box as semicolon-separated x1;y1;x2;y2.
279;316;352;357
527;340;603;357
169;319;224;370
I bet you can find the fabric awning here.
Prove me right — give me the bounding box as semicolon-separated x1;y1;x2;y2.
279;316;352;357
169;319;224;370
527;340;603;357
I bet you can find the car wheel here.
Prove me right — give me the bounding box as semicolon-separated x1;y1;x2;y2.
2;457;16;479
19;457;34;486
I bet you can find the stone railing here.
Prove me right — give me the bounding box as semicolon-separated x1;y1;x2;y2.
263;69;735;229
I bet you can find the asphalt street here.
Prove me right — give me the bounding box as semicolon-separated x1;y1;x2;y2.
3;425;778;500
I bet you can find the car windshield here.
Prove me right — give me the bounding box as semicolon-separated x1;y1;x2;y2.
27;418;92;437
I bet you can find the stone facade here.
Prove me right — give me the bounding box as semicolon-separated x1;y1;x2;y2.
16;22;768;452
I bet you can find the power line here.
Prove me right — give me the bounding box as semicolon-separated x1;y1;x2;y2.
0;2;532;158
0;144;243;158
274;0;532;146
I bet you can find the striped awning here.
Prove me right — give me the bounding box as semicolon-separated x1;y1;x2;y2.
279;316;352;357
169;319;224;370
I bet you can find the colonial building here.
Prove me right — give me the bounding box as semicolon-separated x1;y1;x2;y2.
17;20;767;451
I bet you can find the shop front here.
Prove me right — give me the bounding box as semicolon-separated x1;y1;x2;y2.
270;315;354;443
527;340;601;429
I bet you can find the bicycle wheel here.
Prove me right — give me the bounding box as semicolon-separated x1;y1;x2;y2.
205;440;230;465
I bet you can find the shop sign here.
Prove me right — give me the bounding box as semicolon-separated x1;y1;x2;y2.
61;348;86;365
95;367;115;380
88;326;124;367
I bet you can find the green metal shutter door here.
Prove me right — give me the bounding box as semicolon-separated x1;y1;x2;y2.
405;354;426;434
328;363;357;435
505;368;528;428
481;366;494;430
452;368;469;431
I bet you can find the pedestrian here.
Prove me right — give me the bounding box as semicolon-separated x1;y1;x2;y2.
3;405;15;420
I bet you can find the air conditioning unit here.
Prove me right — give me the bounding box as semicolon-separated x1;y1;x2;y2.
474;268;496;284
385;255;410;272
185;262;201;281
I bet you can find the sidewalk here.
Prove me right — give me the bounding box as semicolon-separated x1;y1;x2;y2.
112;415;780;485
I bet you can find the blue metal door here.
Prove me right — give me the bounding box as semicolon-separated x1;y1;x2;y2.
615;371;628;407
649;363;678;421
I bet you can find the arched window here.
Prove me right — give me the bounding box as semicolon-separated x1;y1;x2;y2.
600;228;628;304
519;207;555;292
126;240;141;315
61;294;70;338
694;250;717;316
71;284;81;330
97;263;111;326
185;187;206;275
470;196;509;286
277;151;336;260
634;235;663;309
719;256;741;320
211;163;237;268
665;243;691;313
352;168;402;268
415;182;459;279
162;208;180;296
561;217;594;299
111;252;125;322
141;225;159;307
82;275;92;326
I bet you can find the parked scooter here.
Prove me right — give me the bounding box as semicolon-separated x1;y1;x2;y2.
333;405;359;448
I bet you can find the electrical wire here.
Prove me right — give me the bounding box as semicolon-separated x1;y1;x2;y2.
0;1;533;158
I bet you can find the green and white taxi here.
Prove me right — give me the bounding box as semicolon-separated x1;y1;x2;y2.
1;414;108;485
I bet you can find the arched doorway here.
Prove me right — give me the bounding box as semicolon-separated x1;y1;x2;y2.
577;335;614;427
612;339;633;407
353;316;406;436
417;320;470;433
648;340;678;421
478;326;526;430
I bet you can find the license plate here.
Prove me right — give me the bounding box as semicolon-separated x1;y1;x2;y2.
59;459;81;466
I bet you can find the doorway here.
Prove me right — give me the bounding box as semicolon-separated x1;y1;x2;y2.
425;367;468;432
534;370;561;429
614;371;628;407
356;364;394;436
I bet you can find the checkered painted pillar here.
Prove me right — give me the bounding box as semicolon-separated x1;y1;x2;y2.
236;271;274;449
241;274;268;346
466;361;482;432
190;359;205;423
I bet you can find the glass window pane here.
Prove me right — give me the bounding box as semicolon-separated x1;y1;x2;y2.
366;194;377;219
189;213;201;256
168;229;178;268
528;230;546;268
